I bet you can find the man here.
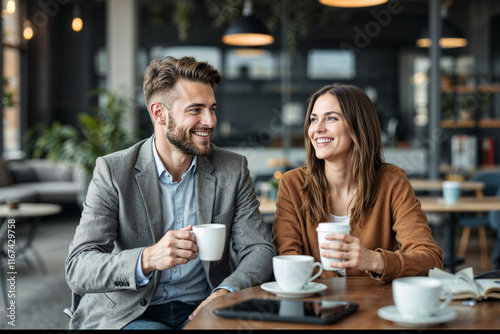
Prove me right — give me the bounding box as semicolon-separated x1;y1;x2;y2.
65;56;275;329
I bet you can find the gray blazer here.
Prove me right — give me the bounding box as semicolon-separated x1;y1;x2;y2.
65;136;275;329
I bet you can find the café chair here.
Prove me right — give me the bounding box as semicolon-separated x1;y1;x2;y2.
63;292;82;318
489;187;500;270
457;170;500;270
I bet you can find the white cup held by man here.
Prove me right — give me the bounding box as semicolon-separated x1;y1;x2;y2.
442;181;461;204
192;223;226;261
392;277;452;319
316;222;351;271
273;255;323;291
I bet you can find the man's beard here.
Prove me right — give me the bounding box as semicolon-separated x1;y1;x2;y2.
166;113;212;157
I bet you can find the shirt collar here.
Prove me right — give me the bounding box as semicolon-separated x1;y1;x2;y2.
152;137;197;179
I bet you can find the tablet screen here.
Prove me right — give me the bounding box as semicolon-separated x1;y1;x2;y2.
214;298;358;325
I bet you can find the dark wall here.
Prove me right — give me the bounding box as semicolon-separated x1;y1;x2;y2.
27;0;106;129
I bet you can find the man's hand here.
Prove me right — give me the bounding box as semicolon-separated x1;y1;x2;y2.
188;288;230;321
141;225;198;275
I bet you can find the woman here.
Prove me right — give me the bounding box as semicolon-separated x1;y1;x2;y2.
272;83;443;282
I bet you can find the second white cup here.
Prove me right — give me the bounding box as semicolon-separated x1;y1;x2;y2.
192;223;226;261
316;222;351;271
273;255;323;291
392;276;452;319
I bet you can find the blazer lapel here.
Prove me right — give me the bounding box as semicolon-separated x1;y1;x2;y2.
195;155;215;226
135;136;164;243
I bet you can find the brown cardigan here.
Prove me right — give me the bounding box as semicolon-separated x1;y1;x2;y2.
272;164;444;282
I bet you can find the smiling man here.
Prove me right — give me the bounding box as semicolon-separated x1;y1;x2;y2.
65;56;275;330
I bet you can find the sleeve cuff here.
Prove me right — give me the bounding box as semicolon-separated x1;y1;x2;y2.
212;285;236;294
135;247;153;286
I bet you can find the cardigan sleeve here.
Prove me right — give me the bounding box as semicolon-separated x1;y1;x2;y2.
272;171;306;256
373;170;444;282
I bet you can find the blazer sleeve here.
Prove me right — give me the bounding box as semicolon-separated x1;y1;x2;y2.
65;157;142;295
216;154;276;290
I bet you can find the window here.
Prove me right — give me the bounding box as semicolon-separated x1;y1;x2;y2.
149;46;222;72
225;49;277;80
307;49;356;80
2;0;23;156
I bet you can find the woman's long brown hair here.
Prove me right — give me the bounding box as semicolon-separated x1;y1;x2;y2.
301;83;386;227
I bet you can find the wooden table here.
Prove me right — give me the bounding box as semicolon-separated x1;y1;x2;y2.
184;277;499;329
418;197;500;273
409;179;485;197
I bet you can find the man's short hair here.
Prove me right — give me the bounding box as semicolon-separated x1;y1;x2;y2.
143;56;222;110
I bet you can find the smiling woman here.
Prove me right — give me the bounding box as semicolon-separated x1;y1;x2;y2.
272;83;444;283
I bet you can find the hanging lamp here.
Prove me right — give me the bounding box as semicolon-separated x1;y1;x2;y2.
222;0;274;46
318;0;388;7
416;1;467;49
72;4;83;32
416;20;467;48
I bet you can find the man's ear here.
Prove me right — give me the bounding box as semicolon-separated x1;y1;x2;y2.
150;102;165;125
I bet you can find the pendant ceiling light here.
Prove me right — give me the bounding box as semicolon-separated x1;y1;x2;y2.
318;0;388;7
222;0;274;46
416;1;467;49
72;4;83;32
416;23;467;48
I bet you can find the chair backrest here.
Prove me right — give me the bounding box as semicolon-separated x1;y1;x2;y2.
471;171;500;196
63;292;82;318
489;186;500;231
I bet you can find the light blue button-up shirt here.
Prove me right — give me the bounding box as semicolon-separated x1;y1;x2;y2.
134;139;210;305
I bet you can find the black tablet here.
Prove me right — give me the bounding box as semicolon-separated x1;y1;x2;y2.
214;298;359;325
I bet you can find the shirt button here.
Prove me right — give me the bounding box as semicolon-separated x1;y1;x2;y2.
177;218;181;223
173;268;177;273
167;285;171;288
140;299;148;306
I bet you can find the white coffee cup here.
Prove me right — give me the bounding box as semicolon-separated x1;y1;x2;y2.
392;277;452;319
273;255;323;291
192;224;226;261
316;222;351;271
442;181;461;204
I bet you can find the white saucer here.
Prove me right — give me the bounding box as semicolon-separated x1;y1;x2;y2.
260;281;327;298
377;305;458;327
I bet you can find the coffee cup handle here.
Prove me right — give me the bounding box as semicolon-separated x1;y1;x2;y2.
308;262;323;283
436;287;453;311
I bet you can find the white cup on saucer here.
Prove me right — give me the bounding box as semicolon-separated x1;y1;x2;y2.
273;255;323;291
392;277;452;319
192;224;226;261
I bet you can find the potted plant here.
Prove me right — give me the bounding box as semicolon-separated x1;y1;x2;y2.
25;89;144;204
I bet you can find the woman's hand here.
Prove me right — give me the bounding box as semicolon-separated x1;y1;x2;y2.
319;233;386;274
